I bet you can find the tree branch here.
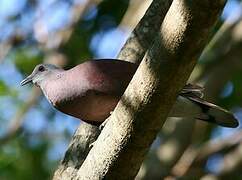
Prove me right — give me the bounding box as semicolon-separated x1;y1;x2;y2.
53;122;100;180
77;0;226;179
118;0;173;63
139;4;242;180
53;0;173;179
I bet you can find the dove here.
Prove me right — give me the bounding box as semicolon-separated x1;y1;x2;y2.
21;59;239;128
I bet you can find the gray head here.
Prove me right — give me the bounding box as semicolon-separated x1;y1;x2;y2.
20;64;62;86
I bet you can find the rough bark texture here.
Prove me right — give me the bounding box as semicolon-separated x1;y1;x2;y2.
141;12;242;180
176;19;242;179
118;0;173;63
76;0;226;179
53;0;172;179
53;122;100;179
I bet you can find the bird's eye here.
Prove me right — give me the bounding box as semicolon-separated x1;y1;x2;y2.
38;65;45;72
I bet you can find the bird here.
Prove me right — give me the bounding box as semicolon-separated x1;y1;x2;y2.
20;59;239;128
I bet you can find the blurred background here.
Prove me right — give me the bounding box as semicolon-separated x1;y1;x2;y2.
0;0;241;179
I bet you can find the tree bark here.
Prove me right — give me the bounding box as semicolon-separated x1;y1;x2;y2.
76;0;226;179
118;0;173;63
53;0;172;179
53;122;100;179
143;15;242;180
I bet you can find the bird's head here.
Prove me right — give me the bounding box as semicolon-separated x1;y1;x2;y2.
20;64;61;87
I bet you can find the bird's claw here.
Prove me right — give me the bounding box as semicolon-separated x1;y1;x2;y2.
99;116;110;130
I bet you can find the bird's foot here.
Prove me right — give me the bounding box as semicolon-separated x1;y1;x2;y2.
99;117;111;131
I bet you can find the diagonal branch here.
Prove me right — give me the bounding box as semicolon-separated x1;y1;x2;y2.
53;1;173;179
118;0;173;63
77;0;226;179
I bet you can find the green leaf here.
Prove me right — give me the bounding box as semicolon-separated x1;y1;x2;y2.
0;81;9;96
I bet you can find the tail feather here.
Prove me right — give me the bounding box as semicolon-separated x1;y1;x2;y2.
178;84;239;128
186;95;239;128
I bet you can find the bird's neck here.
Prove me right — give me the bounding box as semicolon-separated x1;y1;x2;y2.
40;71;65;106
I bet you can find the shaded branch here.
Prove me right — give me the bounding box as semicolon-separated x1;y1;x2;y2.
118;0;173;63
77;0;226;179
53;0;173;179
169;19;242;177
119;0;152;29
53;122;100;180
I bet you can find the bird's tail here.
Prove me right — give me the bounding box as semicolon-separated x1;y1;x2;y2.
186;95;239;128
180;84;239;128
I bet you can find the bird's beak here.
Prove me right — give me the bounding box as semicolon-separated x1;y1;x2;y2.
20;75;33;86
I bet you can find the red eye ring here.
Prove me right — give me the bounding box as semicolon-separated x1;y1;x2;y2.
38;65;45;72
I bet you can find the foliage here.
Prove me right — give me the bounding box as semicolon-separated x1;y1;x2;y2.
0;0;241;179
